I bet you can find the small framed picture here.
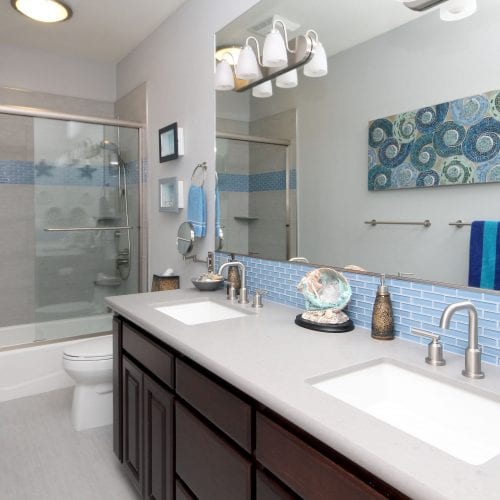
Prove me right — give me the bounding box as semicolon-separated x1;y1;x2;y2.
159;122;178;162
159;177;184;212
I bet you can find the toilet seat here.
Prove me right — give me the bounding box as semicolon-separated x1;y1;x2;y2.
63;336;112;361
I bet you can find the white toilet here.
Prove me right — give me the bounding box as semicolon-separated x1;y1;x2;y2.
63;335;113;431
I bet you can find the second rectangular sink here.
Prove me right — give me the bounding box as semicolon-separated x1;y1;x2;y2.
155;300;247;325
308;359;500;465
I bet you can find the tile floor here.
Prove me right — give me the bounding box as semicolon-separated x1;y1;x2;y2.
0;388;138;500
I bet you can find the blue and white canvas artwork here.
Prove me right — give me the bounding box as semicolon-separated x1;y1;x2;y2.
368;90;500;190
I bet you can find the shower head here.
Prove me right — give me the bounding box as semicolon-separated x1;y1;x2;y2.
100;140;119;152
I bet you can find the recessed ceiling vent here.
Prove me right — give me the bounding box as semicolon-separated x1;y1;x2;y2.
248;15;301;37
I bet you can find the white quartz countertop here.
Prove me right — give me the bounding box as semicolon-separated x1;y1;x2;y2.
106;288;500;500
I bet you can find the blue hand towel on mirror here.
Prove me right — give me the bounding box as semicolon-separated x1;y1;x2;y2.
215;185;221;237
187;184;206;238
468;221;500;290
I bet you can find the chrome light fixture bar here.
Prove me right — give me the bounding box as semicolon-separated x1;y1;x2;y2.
235;33;313;93
215;17;328;98
402;0;477;21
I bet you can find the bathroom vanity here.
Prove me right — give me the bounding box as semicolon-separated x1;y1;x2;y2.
108;289;500;500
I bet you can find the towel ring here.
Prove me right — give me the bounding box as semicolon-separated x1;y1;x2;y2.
191;162;207;187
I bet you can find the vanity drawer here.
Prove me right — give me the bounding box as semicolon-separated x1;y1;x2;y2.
122;321;174;389
256;412;384;500
175;358;252;452
175;402;252;500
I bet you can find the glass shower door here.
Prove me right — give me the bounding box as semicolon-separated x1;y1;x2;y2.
33;118;140;342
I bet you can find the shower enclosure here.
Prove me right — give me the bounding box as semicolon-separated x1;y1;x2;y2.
216;132;296;260
0;106;143;349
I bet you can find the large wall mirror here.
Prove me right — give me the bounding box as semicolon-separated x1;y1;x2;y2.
215;0;500;290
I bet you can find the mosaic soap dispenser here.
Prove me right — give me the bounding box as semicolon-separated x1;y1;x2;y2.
371;274;394;340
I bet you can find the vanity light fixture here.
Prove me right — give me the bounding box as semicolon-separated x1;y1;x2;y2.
11;0;72;23
400;0;477;20
439;0;477;21
215;18;327;98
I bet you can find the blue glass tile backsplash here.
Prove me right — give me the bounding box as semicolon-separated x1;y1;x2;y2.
215;252;500;366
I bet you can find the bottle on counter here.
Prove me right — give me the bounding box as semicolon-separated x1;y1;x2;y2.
226;253;241;297
371;274;394;340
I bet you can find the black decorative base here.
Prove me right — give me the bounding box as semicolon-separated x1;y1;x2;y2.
294;314;355;333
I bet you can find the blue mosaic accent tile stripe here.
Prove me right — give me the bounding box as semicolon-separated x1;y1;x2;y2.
0;161;34;184
218;169;297;193
0;160;140;186
215;252;500;366
218;173;249;192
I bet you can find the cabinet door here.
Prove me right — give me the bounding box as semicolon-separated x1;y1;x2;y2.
143;374;174;500
113;317;123;461
122;356;144;496
176;402;252;500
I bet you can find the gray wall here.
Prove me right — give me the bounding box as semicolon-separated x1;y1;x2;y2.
0;42;116;102
116;0;260;287
248;4;500;285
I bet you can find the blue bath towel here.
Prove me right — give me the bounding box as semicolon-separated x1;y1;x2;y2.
468;221;500;290
187;185;206;238
215;185;221;237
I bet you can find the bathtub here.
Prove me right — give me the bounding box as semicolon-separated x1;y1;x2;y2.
0;314;112;403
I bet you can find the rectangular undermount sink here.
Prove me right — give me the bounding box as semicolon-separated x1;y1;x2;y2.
308;360;500;465
155;300;247;325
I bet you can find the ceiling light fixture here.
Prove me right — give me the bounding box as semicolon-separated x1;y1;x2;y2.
439;0;477;21
400;0;477;20
11;0;72;23
215;18;327;99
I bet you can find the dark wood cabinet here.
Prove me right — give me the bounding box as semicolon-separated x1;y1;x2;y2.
143;375;174;500
114;316;407;500
122;356;144;495
176;401;252;499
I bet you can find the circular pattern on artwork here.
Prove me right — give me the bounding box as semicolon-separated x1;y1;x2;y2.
440;156;473;185
490;91;500;121
369;119;393;148
416;170;440;188
368;148;378;169
463;117;500;163
394;112;417;144
368;165;392;190
378;138;412;168
475;156;500;183
410;134;437;171
415;103;449;133
450;94;489;126
391;162;419;188
433;121;466;157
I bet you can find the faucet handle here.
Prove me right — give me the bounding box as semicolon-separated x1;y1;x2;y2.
252;289;267;308
412;328;446;366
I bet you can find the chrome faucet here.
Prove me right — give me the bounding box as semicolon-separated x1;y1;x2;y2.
439;301;484;379
217;261;249;304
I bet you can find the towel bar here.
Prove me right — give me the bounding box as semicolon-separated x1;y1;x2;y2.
449;220;471;228
364;219;431;227
44;226;132;232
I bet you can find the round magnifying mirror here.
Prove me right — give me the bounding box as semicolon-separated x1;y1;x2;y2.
216;225;224;251
176;222;194;256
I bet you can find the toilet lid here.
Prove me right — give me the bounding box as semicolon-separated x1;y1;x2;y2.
63;336;112;360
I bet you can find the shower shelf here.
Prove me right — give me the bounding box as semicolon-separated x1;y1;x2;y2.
234;216;259;222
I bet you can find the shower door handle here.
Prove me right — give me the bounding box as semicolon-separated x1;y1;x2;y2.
44;226;133;232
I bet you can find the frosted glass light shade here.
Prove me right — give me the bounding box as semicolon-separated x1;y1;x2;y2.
304;41;328;77
276;69;298;89
235;45;260;80
262;28;288;67
215;60;235;91
13;0;71;22
440;0;477;21
252;81;273;98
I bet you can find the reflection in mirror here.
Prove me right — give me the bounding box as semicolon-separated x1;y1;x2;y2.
176;221;194;256
216;0;500;290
